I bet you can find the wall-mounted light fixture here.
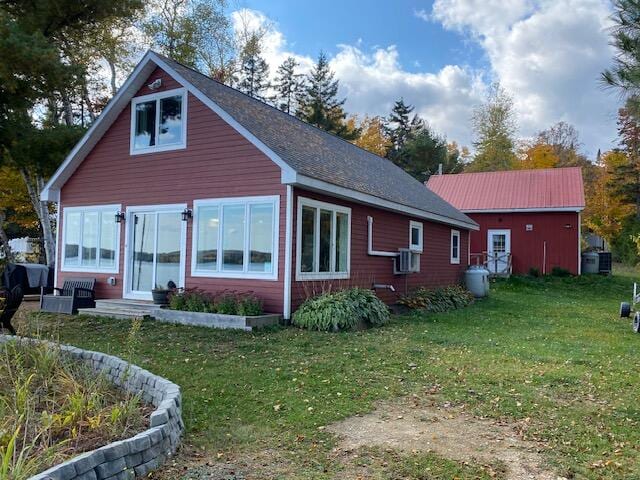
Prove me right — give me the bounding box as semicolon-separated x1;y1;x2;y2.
181;208;193;222
115;211;126;223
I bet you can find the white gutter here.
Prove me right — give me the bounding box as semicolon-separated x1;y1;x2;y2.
367;216;398;257
283;185;293;320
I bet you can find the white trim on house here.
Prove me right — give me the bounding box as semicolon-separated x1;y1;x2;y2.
283;186;293;319
54;190;61;288
129;87;187;155
122;203;187;301
293;174;478;231
190;195;280;281
461;207;584;213
450;229;461;264
578;212;582;275
60;204;121;274
295;196;352;281
409;221;423;253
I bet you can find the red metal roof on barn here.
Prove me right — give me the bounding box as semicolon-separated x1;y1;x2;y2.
426;167;585;211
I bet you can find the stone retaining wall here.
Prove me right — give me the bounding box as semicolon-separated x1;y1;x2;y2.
0;336;184;480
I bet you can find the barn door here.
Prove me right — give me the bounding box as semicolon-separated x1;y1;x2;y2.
487;229;511;274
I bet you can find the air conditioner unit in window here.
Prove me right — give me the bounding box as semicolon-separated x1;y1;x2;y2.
394;248;420;274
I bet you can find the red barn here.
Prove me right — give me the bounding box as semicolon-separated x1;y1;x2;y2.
427;168;585;275
40;51;477;319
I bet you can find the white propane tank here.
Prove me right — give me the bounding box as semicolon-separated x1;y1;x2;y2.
465;265;490;298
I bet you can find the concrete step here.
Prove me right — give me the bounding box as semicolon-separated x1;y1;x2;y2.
77;306;158;320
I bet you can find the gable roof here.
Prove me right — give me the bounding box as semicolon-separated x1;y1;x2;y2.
426;167;585;212
42;50;477;230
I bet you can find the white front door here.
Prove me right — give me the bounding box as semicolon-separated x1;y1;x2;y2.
124;204;187;300
487;229;511;274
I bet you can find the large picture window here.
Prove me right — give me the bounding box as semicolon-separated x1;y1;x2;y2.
130;88;187;154
62;206;120;273
191;196;279;279
296;197;351;280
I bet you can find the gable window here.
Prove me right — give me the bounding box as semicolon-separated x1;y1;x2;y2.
409;221;423;252
451;229;460;264
297;197;351;280
191;196;279;279
131;88;187;154
62;205;120;273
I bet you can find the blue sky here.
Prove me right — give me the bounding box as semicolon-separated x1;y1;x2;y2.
237;0;618;157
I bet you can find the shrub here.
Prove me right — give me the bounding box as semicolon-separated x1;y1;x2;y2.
528;267;541;277
237;294;263;316
169;289;265;316
168;288;216;313
292;287;390;331
216;293;238;315
398;285;474;313
551;266;571;277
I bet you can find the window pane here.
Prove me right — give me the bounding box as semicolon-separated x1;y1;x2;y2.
222;204;245;271
411;226;421;246
249;204;274;273
131;213;156;292
100;213;116;268
335;212;348;272
64;212;81;266
81;212;98;267
134;100;156;149
155;212;181;289
158;95;183;146
452;234;459;259
319;210;332;272
196;206;219;271
300;206;316;273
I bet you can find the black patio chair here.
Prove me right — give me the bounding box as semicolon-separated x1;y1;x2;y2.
0;285;23;335
40;277;96;314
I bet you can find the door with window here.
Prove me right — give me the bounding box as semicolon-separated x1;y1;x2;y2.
124;205;186;300
487;229;511;274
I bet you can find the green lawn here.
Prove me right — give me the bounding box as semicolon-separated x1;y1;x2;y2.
20;270;640;479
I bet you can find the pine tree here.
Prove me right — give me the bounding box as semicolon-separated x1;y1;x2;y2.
297;52;356;139
237;33;270;101
385;98;425;166
273;57;304;114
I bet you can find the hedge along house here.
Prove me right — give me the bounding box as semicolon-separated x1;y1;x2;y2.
41;51;478;319
426;167;585;276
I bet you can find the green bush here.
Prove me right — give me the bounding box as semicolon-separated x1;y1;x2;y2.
398;285;474;313
528;267;541;277
168;289;264;315
292;287;390;331
216;293;238;315
237;294;263;316
611;214;640;265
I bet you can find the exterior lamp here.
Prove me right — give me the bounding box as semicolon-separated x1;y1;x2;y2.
181;208;192;222
115;211;125;223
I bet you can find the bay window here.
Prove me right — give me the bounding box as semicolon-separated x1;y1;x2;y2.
131;88;187;154
297;197;351;280
192;196;279;279
62;205;120;272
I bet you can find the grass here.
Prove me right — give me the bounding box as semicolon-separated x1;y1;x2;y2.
16;268;640;479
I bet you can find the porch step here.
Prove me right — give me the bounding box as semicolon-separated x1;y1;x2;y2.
78;299;160;320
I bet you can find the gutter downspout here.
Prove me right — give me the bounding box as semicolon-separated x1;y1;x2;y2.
283;185;293;321
367;216;398;257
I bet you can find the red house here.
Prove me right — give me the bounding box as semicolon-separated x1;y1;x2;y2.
427;168;585;276
40;51;477;319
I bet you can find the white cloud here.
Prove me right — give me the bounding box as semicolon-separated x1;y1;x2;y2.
430;0;618;155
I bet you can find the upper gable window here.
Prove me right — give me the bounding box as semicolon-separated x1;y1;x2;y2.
130;88;187;154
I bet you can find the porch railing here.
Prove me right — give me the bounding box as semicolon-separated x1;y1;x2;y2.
470;252;513;277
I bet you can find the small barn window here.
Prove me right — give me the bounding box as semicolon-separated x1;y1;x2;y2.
130;88;187;154
450;229;460;264
296;197;351;280
409;221;423;252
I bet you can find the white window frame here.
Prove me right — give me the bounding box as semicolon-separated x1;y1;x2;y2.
409;220;423;253
191;196;280;281
450;229;461;264
296;197;351;281
61;204;121;274
130;87;187;155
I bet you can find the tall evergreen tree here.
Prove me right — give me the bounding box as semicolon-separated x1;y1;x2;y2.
297;52;356;139
237;33;270;101
385;98;424;160
273;56;304;114
466;83;518;172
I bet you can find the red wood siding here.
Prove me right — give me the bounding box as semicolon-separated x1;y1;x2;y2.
467;212;580;275
291;188;470;309
57;67;287;313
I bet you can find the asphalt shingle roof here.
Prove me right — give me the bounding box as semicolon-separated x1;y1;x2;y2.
158;54;475;227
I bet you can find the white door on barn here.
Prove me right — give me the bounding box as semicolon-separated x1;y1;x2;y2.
487;229;511;274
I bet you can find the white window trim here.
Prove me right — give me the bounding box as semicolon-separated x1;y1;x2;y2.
450;229;461;264
409;220;423;253
61;204;121;274
130;87;187;155
296;196;351;281
190;196;280;281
